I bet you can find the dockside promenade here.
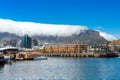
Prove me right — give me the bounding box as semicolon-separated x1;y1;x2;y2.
0;51;119;64
15;52;118;60
0;41;120;63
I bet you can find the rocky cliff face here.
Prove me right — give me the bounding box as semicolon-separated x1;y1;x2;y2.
0;29;107;44
32;30;107;44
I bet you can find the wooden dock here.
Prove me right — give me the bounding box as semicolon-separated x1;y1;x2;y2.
16;52;119;60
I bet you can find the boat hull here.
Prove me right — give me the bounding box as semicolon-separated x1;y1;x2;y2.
34;57;47;60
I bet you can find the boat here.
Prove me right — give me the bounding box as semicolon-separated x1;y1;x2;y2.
34;56;48;60
106;52;119;57
4;55;12;64
100;52;119;57
4;56;11;62
15;57;24;61
0;54;12;64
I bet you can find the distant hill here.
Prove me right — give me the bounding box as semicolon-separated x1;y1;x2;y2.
32;30;107;44
0;32;20;41
0;30;107;44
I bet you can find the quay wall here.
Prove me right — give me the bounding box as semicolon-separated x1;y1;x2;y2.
16;52;118;60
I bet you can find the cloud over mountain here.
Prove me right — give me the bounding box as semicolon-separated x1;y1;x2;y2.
0;19;88;36
96;30;117;41
0;18;117;41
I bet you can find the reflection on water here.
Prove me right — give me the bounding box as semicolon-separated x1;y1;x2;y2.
0;64;4;67
0;64;4;76
0;57;120;80
0;64;4;70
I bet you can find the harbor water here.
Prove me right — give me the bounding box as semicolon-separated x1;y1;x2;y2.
0;57;120;80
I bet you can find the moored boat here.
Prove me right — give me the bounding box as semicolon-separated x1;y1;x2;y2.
4;56;12;63
15;57;24;61
100;52;119;57
106;52;119;57
34;56;48;60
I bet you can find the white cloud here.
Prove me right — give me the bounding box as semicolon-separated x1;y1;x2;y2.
0;18;117;41
96;30;117;41
0;18;88;36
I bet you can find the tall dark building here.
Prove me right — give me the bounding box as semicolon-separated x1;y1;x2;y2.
32;39;39;46
20;34;32;49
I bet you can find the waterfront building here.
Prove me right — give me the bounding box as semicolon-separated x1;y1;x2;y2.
107;40;120;52
32;39;39;46
9;39;18;47
20;34;32;49
87;44;107;54
2;39;18;47
44;42;87;53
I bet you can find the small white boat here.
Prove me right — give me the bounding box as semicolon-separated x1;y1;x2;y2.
4;56;12;63
16;57;24;61
34;56;47;60
0;55;12;64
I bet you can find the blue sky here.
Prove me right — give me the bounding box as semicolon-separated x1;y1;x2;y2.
0;0;120;39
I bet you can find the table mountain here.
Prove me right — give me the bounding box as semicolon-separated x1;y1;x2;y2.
0;30;107;44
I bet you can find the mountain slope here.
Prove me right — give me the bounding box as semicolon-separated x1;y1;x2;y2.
0;30;107;44
32;30;107;44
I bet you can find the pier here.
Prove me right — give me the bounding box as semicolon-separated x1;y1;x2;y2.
0;52;119;64
14;52;119;60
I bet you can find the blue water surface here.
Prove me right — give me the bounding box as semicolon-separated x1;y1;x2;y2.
0;57;120;80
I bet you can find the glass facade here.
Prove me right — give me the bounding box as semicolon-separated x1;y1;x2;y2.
20;34;32;49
